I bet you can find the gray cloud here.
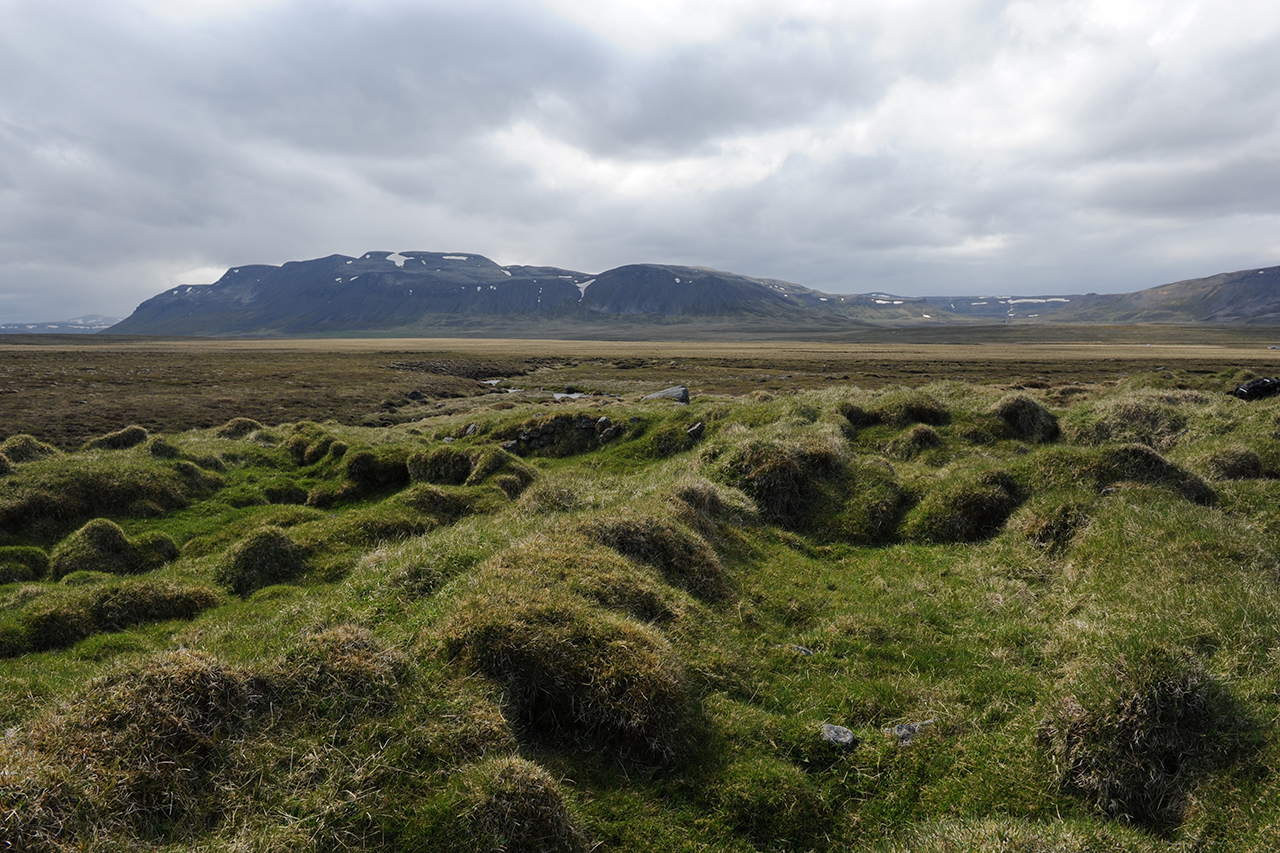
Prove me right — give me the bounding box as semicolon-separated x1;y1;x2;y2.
2;0;1279;322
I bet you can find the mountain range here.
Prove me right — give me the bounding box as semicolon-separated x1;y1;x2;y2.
99;251;1280;338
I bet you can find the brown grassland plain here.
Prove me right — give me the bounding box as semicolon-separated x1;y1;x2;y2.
3;325;1278;448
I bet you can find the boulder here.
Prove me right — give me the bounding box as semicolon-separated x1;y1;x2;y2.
642;385;690;404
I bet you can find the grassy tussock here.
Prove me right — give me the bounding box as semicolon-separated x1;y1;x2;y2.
1016;443;1215;505
408;444;536;497
437;576;695;762
49;518;178;580
1039;644;1256;831
667;475;759;535
0;454;207;544
216;526;307;596
884;423;942;460
1064;395;1188;447
0;433;61;462
903;470;1022;543
0;452;11;478
0;545;49;583
1;578;223;656
1015;495;1092;552
277;623;405;715
992;394;1060;443
82;424;150;451
458;756;592;853
705;433;847;531
578;512;731;602
1201;446;1265;480
715;756;830;849
215;417;265;439
344;446;412;490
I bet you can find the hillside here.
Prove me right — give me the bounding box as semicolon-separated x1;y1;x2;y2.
4;362;1280;851
105;252;959;337
103;254;1280;337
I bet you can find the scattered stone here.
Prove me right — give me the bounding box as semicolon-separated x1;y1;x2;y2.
642;385;690;404
884;719;935;745
406;390;425;401
595;416;613;433
600;427;619;442
464;422;479;436
821;724;857;749
443;436;455;444
501;440;520;453
687;422;705;440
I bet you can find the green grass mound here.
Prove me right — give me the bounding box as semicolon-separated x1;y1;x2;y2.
667;477;759;535
0;454;211;544
1039;644;1256;832
827;458;913;545
344;446;412;490
1064;397;1187;447
439;588;695;763
714;756;830;850
216;526;307;597
1017;443;1216;505
49;518;178;580
12;650;271;842
884;423;942;460
278;624;406;715
1202;446;1264;480
579;513;731;602
0;433;60;462
1;579;223;658
0;545;49;583
1015;494;1092;551
992;394;1060;443
873;391;951;428
215;417;265;439
146;436;181;458
0;452;11;477
903;469;1022;543
408;445;536;497
458;756;592;853
83;424;149;451
706;435;847;532
480;536;683;624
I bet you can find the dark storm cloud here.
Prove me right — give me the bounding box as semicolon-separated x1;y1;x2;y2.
1;0;1279;321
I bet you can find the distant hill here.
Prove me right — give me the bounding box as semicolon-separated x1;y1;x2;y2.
104;252;1280;337
0;315;122;334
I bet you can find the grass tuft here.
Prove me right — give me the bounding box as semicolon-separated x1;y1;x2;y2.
0;433;61;462
1202;446;1264;480
903;469;1022;543
439;586;695;763
884;423;942;460
460;756;592;853
1039;643;1257;832
992;394;1060;442
82;424;149;451
215;526;307;597
49;518;176;580
579;513;731;602
215;417;265;439
0;545;49;583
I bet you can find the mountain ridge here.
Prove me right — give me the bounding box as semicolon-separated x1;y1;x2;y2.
103;253;1280;337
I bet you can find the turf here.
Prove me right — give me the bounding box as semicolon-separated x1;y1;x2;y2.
2;338;1280;851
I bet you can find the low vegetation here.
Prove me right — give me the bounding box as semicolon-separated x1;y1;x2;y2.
4;353;1280;851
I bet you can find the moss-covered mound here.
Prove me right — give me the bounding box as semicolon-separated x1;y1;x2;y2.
83;425;150;451
49;519;178;580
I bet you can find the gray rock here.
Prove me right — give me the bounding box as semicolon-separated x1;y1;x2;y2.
595;416;613;432
687;422;705;440
501;440;520;453
884;719;935;746
642;385;690;404
600;426;619;442
464;422;479;436
821;724;857;748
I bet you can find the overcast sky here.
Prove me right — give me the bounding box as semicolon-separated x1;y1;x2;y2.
3;0;1279;321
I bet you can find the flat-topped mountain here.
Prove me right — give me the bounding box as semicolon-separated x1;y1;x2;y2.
103;252;1280;337
106;252;949;337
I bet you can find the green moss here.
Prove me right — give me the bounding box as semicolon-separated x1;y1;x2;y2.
0;545;48;583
